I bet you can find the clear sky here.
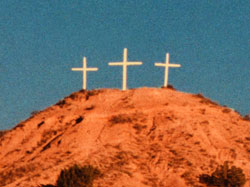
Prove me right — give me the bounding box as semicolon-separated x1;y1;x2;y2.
0;0;249;130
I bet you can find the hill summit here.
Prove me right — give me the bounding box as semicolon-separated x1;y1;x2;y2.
0;87;249;187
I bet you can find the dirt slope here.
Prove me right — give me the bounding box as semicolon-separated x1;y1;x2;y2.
0;87;249;187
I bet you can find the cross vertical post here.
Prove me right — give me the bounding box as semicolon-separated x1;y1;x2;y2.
109;48;142;91
83;57;87;90
123;48;127;91
164;53;169;87
71;57;98;90
155;53;181;87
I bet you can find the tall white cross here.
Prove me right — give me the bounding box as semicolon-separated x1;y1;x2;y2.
71;57;98;90
155;53;181;87
109;48;142;91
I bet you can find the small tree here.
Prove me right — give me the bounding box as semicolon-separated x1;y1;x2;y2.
56;164;100;187
199;161;246;187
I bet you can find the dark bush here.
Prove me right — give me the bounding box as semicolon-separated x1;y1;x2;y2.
222;108;231;113
85;105;95;110
161;84;176;90
194;93;219;106
109;114;133;124
56;164;100;187
199;161;246;187
167;84;176;90
30;110;41;116
12;123;25;130
243;115;250;121
75;116;84;124
85;90;101;100
37;121;45;128
0;130;7;139
56;100;66;108
63;89;86;101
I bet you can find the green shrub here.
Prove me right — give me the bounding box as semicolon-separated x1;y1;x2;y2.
56;164;100;187
199;161;246;187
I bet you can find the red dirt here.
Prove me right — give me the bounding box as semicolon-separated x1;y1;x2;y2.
0;88;249;187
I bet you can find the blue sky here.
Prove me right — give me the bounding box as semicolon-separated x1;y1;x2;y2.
0;0;249;129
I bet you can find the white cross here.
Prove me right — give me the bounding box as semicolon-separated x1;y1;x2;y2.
71;57;98;90
155;53;181;87
109;48;142;90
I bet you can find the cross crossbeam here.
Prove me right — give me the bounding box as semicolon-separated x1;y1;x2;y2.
155;53;181;87
109;48;142;90
71;57;98;90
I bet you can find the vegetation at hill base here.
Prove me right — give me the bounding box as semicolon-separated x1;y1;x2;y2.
40;164;100;187
199;161;246;187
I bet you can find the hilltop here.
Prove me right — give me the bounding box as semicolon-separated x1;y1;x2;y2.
0;87;249;187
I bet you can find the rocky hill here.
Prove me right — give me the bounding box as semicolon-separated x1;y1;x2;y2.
0;87;249;187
